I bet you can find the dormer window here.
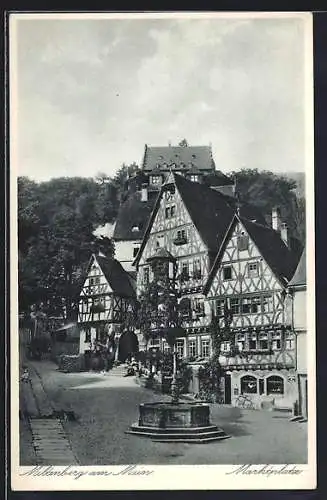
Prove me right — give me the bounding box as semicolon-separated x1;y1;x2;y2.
190;175;199;183
131;225;140;232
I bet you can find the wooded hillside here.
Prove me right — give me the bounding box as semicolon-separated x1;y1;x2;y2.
18;166;305;319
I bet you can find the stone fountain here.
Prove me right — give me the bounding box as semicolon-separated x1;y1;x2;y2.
126;248;230;444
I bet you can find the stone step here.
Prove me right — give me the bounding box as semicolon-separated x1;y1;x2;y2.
129;423;222;434
127;428;228;439
152;435;230;444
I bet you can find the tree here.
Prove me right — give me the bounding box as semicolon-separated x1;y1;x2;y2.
198;307;233;403
232;168;305;245
18;176;118;318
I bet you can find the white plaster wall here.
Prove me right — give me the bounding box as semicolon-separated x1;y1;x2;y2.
296;332;307;375
293;289;306;332
114;240;141;272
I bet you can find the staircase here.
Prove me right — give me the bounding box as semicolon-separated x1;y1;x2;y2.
109;364;128;377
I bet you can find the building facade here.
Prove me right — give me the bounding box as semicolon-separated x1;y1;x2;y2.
110;142;235;272
77;252;137;366
204;214;299;410
287;249;307;419
134;172;267;364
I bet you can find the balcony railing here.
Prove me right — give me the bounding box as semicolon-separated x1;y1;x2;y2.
173;235;188;245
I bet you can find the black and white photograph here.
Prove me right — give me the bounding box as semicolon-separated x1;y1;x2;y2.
10;11;315;490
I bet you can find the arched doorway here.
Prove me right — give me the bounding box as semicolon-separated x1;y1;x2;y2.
118;330;139;362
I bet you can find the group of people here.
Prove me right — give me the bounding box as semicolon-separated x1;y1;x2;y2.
90;335;116;372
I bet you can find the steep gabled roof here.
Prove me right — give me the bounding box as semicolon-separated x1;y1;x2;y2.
96;255;136;298
203;171;235;187
142;145;215;172
113;190;158;241
289;248;306;288
204;214;299;293
134;173;267;267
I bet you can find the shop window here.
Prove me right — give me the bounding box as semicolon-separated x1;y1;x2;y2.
188;339;197;358
201;339;210;358
266;375;284;395
223;266;232;280
241;375;257;394
248;261;259;277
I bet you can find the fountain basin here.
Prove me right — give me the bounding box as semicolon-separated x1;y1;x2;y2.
126;401;230;443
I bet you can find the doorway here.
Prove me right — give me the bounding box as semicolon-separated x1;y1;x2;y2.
225;374;231;404
118;330;139;362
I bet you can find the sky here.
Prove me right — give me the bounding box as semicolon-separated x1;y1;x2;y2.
13;14;310;182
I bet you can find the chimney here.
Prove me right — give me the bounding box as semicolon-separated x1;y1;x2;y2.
272;207;281;232
141;183;148;202
281;222;289;247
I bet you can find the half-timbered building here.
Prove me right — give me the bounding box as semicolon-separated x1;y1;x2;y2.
134;172;266;360
204;214;299;410
108;143;235;272
77;252;137;365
